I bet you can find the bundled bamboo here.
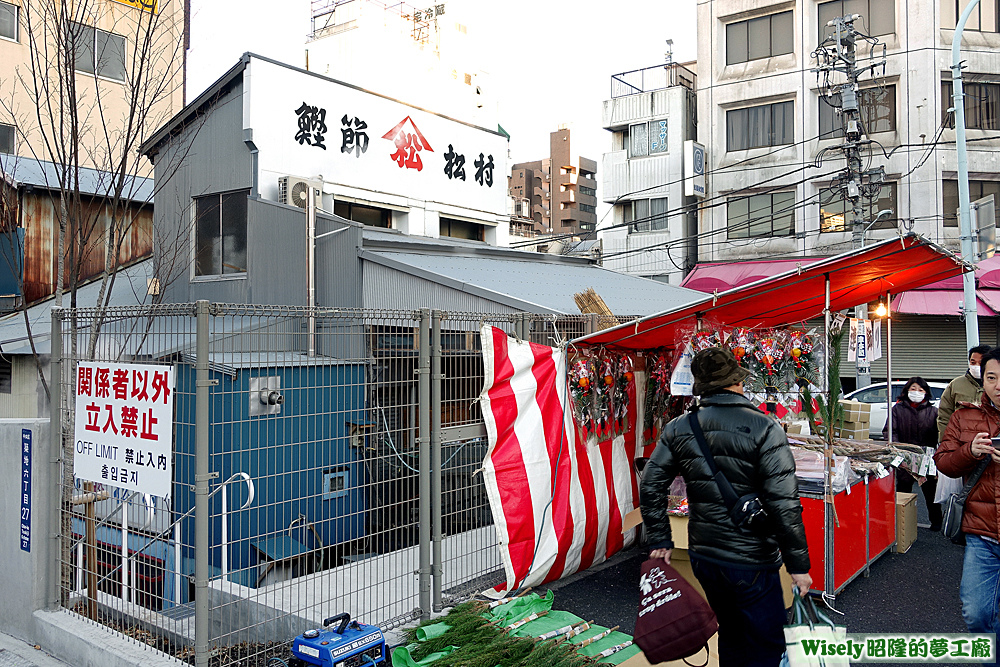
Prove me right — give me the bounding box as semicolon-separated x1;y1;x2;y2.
573;288;620;330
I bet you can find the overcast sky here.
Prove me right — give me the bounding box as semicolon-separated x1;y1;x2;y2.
186;0;698;205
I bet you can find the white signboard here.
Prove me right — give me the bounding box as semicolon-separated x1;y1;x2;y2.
246;56;508;217
684;140;706;198
73;361;174;498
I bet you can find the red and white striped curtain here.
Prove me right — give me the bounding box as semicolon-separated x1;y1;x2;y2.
479;326;640;593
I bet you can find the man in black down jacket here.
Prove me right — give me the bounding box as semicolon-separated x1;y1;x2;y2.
640;347;811;667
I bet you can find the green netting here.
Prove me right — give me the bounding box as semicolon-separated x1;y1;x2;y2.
416;622;451;642
391;645;459;667
508;610;582;638
486;591;555;625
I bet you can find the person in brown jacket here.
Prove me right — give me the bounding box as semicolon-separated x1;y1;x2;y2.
935;347;1000;640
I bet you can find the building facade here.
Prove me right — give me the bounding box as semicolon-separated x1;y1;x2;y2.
697;0;1000;263
509;128;598;236
599;62;698;284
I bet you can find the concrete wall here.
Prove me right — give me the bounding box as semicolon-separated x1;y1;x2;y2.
0;419;52;640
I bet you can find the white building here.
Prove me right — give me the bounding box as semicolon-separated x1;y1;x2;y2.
696;0;1000;263
599;62;699;284
305;0;497;130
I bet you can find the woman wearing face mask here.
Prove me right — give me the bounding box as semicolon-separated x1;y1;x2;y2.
883;377;941;530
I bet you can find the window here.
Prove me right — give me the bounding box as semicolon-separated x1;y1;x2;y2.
727;192;795;238
629;119;668;157
819;183;897;232
0;2;17;42
194;190;249;276
0;357;10;394
580;185;596;197
726;101;794;151
440;217;484;241
333;200;391;228
580;203;596;214
819;86;896;138
942;80;1000;129
818;0;894;43
726;11;794;65
0;123;13;155
626;197;668;233
942;180;1000;227
72;22;126;82
950;0;999;32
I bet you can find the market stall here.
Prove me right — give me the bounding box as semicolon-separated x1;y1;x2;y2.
479;234;968;598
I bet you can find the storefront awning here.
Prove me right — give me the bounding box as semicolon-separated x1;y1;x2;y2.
574;234;969;349
891;289;999;316
681;258;822;293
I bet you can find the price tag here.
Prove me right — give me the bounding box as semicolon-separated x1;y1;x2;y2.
845;482;851;495
928;457;937;476
918;455;931;477
890;455;904;468
876;463;889;479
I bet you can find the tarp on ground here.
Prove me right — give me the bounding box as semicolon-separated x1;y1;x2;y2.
574;234;969;350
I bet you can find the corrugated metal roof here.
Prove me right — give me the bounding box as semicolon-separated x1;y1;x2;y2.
0;154;154;203
362;250;701;315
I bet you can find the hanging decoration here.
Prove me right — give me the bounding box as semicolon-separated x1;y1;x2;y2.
593;352;617;440
643;348;675;447
612;355;635;438
787;330;818;387
568;354;596;440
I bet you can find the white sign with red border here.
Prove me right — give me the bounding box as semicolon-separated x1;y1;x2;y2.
73;361;174;497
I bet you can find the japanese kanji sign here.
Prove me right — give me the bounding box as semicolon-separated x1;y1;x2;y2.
73;361;174;497
20;429;31;553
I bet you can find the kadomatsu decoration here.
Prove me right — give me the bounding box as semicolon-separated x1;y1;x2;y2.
753;330;789;383
787;330;818;386
691;329;723;353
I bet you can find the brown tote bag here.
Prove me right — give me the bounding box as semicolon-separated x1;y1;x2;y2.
634;558;718;666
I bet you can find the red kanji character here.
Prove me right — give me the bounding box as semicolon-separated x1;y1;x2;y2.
390;132;423;170
112;369;129;400
102;404;118;435
85;402;101;432
151;371;171;404
77;367;93;396
120;406;138;438
95;368;110;398
140;409;158;441
131;370;149;401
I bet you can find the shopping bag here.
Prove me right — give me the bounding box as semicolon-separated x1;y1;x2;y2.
783;593;848;667
935;472;963;504
634;558;718;664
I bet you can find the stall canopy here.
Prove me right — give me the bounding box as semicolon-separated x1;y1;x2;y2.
576;234;969;349
681;258;821;293
891;253;1000;316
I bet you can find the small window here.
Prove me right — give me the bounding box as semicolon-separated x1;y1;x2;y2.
194;190;249;276
726;101;794;151
580;203;596;214
727;192;796;238
649;119;668;154
627;197;667;233
942;179;1000;228
322;468;350;500
819;86;896;138
942;80;1000;130
0;123;13;155
818;0;894;43
951;0;1000;32
580;185;596;196
333;200;391;228
0;2;17;42
0;357;11;394
440;217;484;241
819;183;897;232
72;22;126;82
629;123;648;157
726;11;794;65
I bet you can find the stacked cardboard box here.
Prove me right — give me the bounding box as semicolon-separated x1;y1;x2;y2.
896;492;918;553
835;399;872;439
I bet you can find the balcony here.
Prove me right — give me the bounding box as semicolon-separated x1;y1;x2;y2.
610;63;696;98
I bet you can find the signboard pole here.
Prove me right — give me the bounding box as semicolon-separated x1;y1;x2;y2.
195;300;211;667
48;309;62;610
85;481;98;619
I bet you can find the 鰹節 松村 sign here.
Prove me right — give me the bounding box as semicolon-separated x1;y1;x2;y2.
73;361;174;498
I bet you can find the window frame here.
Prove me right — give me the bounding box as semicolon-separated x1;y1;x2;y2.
628;119;668;158
726;191;796;239
819;182;897;233
817;0;895;43
819;85;897;138
942;179;1000;228
953;0;999;32
72;21;127;83
0;122;14;155
725;10;794;65
942;79;1000;130
192;189;250;279
0;1;18;43
626;197;669;233
726;101;794;152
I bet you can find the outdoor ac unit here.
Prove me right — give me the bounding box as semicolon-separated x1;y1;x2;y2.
278;176;322;210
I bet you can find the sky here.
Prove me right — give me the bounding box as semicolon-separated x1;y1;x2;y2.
186;0;698;209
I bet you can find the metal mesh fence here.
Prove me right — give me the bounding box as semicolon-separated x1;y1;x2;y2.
54;304;593;666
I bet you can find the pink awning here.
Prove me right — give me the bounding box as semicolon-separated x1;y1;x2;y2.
912;254;1000;290
681;258;822;293
891;289;998;316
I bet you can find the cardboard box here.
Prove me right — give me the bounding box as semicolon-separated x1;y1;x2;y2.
838;400;872;423
833;421;870;440
896;492;918;553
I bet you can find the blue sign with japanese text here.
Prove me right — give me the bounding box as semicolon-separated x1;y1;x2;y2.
20;428;31;552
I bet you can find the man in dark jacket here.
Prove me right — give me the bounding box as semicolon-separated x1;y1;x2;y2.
937;344;991;441
640;347;811;667
935;347;1000;645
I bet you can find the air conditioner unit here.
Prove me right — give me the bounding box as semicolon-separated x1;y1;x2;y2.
278;176;322;210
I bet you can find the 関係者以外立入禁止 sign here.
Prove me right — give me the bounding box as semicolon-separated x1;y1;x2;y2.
73;361;174;498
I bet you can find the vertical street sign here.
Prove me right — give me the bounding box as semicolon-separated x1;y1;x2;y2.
684;140;706;198
20;429;31;552
73;361;175;498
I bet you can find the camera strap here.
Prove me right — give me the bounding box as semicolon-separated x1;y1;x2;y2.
687;410;743;515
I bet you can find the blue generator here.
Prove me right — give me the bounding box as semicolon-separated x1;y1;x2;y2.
287;614;386;667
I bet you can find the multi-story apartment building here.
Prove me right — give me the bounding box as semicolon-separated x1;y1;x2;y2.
697;0;1000;264
510;128;598;236
599;62;699;284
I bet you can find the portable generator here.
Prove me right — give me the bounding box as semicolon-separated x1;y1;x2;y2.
287;613;386;667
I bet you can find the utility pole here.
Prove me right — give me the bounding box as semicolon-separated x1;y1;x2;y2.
813;15;887;390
